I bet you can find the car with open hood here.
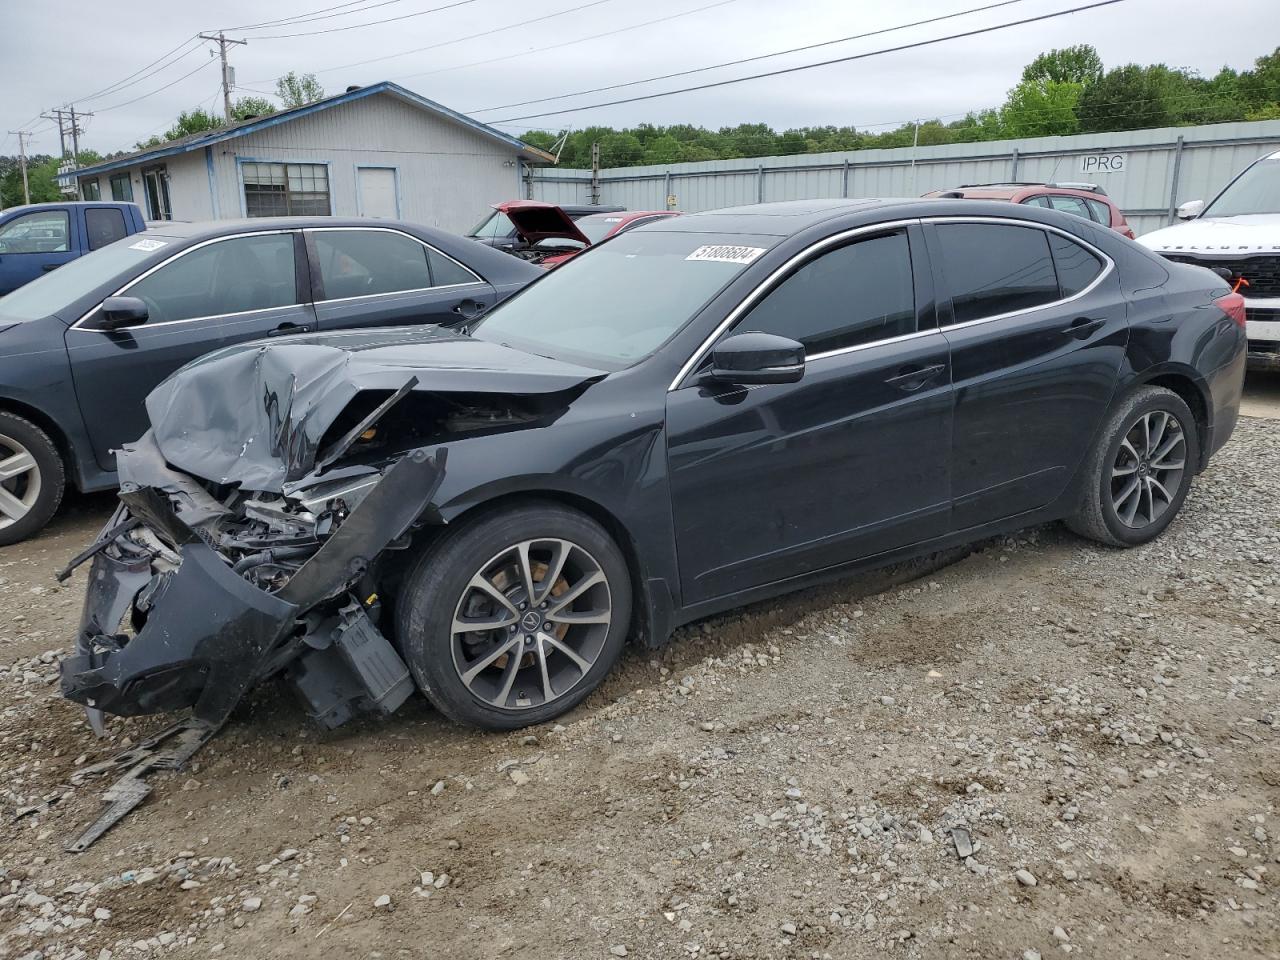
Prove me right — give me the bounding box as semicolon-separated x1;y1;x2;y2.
60;199;1245;835
0;217;540;546
1137;149;1280;370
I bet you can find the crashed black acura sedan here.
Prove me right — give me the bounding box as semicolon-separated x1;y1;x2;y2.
61;198;1246;741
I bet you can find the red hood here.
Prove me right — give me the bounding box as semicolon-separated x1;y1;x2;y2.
494;201;589;246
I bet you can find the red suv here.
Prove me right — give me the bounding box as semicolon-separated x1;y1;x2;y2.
923;182;1135;239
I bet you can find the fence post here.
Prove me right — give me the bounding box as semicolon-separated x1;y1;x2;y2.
757;164;765;203
1010;147;1020;181
664;170;672;210
1166;135;1185;225
842;159;850;198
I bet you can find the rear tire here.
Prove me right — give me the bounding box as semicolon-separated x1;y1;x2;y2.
395;502;632;730
0;412;65;547
1066;386;1198;547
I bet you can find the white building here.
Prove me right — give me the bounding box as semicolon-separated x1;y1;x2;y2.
66;81;553;233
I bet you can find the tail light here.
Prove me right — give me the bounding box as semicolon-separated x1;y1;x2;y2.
1215;290;1247;328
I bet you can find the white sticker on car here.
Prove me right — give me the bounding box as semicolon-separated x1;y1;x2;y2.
685;244;766;264
129;238;168;252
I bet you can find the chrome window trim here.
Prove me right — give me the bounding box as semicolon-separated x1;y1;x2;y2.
668;215;1114;391
71;229;300;332
304;225;484;303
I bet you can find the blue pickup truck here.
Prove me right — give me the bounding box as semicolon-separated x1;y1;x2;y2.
0;201;147;295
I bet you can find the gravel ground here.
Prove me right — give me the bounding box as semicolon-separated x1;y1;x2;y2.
1;413;1277;960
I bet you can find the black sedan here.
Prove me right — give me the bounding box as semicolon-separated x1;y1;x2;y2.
62;198;1245;740
0;218;541;545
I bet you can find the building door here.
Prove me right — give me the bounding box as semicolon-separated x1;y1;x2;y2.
357;167;398;218
142;166;171;220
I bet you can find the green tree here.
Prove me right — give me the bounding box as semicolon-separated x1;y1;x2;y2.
232;96;275;120
275;72;325;109
1021;45;1103;86
1077;64;1175;132
1001;79;1083;136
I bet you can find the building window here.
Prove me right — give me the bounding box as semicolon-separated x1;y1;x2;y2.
242;162;331;217
81;178;101;201
110;173;134;202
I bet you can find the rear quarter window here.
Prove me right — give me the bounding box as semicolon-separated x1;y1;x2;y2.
1049;233;1104;296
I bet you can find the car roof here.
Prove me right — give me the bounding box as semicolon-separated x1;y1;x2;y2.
1;200;137;214
136;217;435;239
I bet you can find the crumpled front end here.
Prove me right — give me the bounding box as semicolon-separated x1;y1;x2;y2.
59;433;446;732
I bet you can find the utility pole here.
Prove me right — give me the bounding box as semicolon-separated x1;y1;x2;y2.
8;130;32;204
42;109;69;158
68;105;91;165
199;32;247;123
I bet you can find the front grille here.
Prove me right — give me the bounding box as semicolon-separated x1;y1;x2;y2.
1161;253;1280;298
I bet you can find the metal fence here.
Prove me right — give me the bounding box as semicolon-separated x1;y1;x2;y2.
527;119;1280;237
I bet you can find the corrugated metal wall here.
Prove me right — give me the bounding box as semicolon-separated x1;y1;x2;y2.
529;119;1280;237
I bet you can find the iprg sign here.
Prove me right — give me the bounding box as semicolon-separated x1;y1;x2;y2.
1077;152;1127;174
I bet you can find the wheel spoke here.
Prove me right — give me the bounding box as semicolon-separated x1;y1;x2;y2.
546;609;612;626
540;631;591;675
1111;461;1138;478
514;541;537;605
0;450;35;481
1140;478;1155;524
1118;481;1142;525
494;644;523;706
452;610;517;634
534;540;570;606
1140;414;1152;456
0;485;30;521
535;635;555;702
1148;475;1173;505
545;570;606;618
460;636;520;685
1147;411;1168;453
1113;476;1140;509
466;573;520;618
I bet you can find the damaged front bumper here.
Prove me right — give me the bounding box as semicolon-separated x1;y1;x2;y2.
59;439;446;732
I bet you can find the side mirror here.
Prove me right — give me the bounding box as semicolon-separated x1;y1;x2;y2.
706;332;805;385
1175;199;1204;221
99;296;148;330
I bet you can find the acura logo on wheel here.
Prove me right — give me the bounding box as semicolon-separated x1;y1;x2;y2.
522;611;542;631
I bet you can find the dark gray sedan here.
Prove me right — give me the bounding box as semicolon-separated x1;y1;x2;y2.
0;218;541;544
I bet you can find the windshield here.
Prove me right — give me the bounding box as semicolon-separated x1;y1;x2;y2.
468;210;515;239
471;230;774;368
1204;157;1280;217
0;236;173;322
574;216;626;244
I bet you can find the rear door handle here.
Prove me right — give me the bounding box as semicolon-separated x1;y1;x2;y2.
1061;317;1106;339
267;321;315;337
885;362;946;392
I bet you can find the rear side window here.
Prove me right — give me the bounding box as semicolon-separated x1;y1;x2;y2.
314;229;433;299
739;230;915;355
1045;195;1092;221
1084;198;1112;225
85;208;128;250
1049;234;1104;297
935;223;1058;323
426;248;480;286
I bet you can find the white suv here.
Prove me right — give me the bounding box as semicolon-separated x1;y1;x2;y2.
1139;149;1280;370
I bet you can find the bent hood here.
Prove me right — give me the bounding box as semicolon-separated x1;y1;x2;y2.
144;325;604;491
1139;214;1280;255
495;201;590;246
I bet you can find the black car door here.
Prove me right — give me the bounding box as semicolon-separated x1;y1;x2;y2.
65;230;316;471
306;227;496;330
926;219;1128;530
665;224;954;606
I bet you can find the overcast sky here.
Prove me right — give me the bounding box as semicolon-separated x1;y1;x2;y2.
2;0;1276;157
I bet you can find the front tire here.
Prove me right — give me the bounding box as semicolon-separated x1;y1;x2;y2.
1066;386;1199;547
0;412;65;547
395;502;632;730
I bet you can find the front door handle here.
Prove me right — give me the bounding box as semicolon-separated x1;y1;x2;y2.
267;321;315;337
1061;317;1106;339
452;298;487;320
885;363;946;392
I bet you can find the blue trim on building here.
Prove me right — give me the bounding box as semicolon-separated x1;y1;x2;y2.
70;81;554;180
353;164;402;218
205;147;220;219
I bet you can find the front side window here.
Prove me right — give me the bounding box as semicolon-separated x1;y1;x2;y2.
935;223;1059;323
0;211;70;253
86;208;127;250
313;230;433;299
110;174;134;202
243;162;331;217
100;233;297;326
82;179;101;201
737;230;916;355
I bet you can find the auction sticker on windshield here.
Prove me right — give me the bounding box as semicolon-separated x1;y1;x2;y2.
129;238;168;252
685;244;766;265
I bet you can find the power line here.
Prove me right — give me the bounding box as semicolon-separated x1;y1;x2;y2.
95;59;220;113
73;36;203;107
387;0;744;85
219;0;406;32
246;0;618;83
487;0;1130;123
472;0;1033;114
248;0;482;39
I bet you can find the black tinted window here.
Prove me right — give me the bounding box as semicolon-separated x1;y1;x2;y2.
85;208;127;250
314;230;432;299
120;233;297;324
739;231;915;354
936;224;1058;323
427;248;479;286
1050;234;1103;297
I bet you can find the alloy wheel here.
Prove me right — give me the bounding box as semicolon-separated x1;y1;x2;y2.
1110;410;1186;529
0;433;41;532
450;538;612;711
